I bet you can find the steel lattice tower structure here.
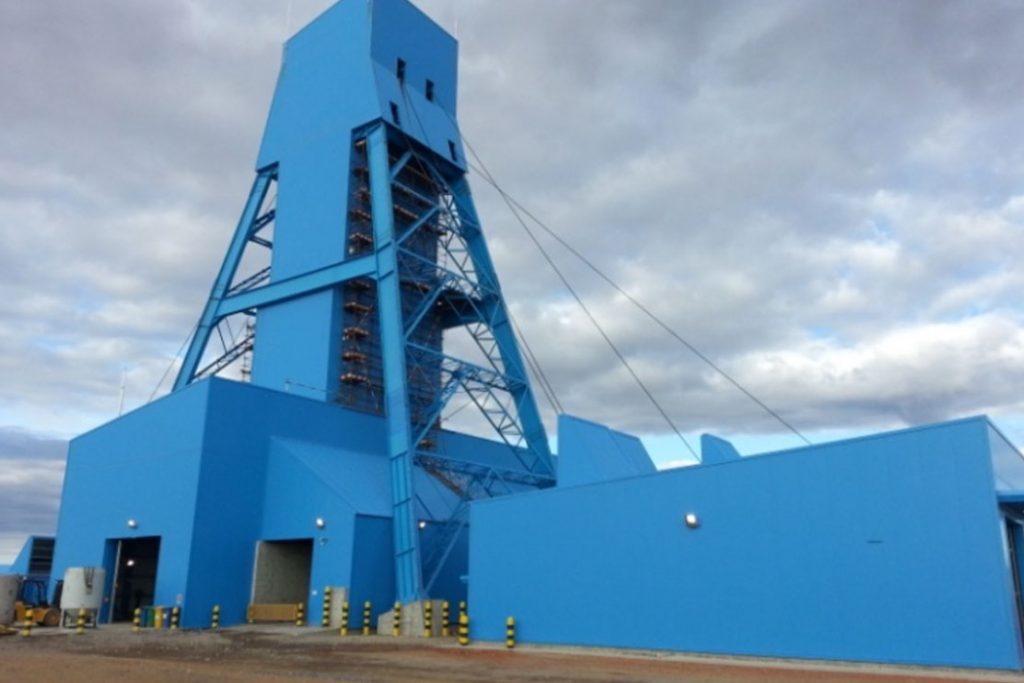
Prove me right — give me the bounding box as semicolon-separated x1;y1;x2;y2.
171;0;555;604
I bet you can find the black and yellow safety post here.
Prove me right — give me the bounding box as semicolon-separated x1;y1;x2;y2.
392;601;401;637
339;601;349;636
321;586;332;627
211;604;220;629
295;602;305;627
76;608;86;635
170;606;180;631
362;601;372;635
132;607;141;633
505;616;515;649
423;601;432;638
21;608;33;637
458;600;467;624
457;611;469;646
441;601;450;637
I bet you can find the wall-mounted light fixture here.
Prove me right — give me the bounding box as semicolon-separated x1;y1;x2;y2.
127;518;138;529
418;520;427;530
684;512;700;529
315;517;326;529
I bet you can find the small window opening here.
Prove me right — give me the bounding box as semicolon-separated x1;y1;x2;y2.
448;140;458;162
390;102;401;126
425;79;435;102
396;58;406;83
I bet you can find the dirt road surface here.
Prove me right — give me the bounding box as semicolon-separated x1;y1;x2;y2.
2;625;1023;683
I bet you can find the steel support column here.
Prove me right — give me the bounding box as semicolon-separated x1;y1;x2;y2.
367;124;423;604
449;176;554;477
175;166;275;390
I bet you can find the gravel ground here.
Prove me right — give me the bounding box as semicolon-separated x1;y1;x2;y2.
2;624;1023;683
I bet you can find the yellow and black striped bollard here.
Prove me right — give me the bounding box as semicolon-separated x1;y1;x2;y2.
457;611;469;646
76;608;86;635
133;607;141;633
211;604;220;629
296;602;305;627
170;606;180;630
321;587;332;627
505;616;515;649
392;601;401;637
423;601;432;638
339;601;349;636
362;601;372;635
21;608;33;637
441;600;450;637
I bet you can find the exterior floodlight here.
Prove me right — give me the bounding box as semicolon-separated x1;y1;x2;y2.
315;517;326;529
418;520;427;530
684;513;700;529
127;518;138;529
126;559;136;568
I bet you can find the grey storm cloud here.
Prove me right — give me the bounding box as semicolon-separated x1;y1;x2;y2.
0;0;1022;549
0;428;66;562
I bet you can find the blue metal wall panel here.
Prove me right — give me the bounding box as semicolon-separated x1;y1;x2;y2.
251;0;375;399
49;382;211;618
251;291;340;399
272;439;391;516
350;515;396;625
370;62;464;169
369;0;458;114
419;521;469;606
257;1;378;169
266;143;351;281
368;0;465;166
184;380;273;628
349;514;468;622
185;379;387;627
700;433;742;465
258;440;358;622
469;417;1023;670
557;415;655;488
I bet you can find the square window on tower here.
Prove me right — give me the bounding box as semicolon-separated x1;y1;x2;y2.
396;58;406;83
390;102;401;126
426;79;435;102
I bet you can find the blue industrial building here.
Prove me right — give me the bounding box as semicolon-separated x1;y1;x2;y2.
471;416;1024;670
12;0;1024;671
47;0;553;631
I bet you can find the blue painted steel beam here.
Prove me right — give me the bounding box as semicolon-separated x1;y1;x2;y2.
217;255;375;317
450;176;555;477
174;168;275;391
396;206;441;245
367;124;423;604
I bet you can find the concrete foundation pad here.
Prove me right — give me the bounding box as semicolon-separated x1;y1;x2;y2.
376;599;448;637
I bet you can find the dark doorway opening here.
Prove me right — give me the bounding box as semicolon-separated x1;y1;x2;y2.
109;536;161;622
251;539;313;605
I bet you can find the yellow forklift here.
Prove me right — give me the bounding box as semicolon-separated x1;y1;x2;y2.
13;577;61;627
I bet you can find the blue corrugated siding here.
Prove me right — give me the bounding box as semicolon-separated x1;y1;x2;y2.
470;417;1023;670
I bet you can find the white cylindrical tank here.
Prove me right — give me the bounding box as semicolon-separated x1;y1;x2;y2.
60;567;106;611
0;574;18;625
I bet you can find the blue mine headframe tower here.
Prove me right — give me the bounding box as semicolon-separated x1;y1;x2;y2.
35;0;1024;669
172;0;555;604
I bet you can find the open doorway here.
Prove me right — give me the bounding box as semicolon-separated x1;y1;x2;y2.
108;536;161;622
251;539;313;605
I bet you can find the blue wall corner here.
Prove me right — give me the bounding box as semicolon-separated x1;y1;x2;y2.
700;433;742;465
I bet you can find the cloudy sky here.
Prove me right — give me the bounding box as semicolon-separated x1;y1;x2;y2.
1;0;1022;562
